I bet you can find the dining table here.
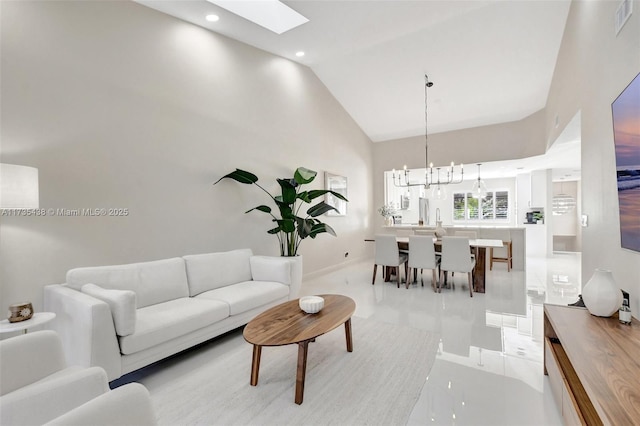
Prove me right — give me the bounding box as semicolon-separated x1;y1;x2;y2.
367;237;504;293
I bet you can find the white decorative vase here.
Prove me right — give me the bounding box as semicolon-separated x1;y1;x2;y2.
581;269;622;317
384;216;394;226
435;221;447;238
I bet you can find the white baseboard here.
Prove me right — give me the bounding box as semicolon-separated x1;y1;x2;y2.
302;256;369;281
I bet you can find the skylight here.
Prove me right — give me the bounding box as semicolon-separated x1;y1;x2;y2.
207;0;309;35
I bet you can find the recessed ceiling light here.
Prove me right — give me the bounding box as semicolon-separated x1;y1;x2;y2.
206;14;219;22
295;51;305;57
207;0;309;34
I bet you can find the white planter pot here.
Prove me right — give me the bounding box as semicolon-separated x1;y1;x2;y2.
582;269;622;317
287;255;303;299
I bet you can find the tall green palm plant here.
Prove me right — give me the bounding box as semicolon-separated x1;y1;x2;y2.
215;167;348;257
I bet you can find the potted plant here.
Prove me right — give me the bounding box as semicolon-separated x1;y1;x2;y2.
215;167;348;257
378;204;396;226
533;211;544;224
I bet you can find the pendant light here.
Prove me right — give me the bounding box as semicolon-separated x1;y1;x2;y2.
471;164;487;198
431;182;447;200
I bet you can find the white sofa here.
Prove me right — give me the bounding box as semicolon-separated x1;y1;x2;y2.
44;249;301;381
0;330;156;426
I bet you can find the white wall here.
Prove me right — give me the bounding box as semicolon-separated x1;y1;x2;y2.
545;0;640;314
0;1;374;312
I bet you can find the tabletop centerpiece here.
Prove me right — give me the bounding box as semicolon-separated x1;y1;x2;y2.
378;204;396;226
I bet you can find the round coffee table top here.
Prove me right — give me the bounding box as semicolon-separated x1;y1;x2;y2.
243;294;355;346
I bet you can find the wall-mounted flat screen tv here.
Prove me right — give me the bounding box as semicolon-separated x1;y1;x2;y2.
612;71;640;252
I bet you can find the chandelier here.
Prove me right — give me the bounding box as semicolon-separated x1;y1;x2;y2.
552;181;576;215
392;74;464;193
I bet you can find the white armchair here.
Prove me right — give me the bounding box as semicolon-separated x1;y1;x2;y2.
0;330;156;426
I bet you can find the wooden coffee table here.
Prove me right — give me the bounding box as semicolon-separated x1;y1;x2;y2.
243;294;356;404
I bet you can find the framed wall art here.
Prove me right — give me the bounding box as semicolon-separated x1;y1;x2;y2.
612;71;640;252
325;172;347;216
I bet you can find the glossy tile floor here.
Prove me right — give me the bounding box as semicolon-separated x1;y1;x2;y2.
301;252;582;426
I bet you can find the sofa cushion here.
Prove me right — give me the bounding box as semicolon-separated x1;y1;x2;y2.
195;281;289;316
66;258;189;308
81;284;136;337
183;249;253;296
118;298;229;355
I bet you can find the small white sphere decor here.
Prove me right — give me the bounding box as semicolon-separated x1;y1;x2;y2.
581;269;622;317
299;296;324;314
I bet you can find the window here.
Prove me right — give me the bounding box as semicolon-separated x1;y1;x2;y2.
453;190;509;221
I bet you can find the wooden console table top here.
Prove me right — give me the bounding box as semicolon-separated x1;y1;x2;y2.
544;304;640;424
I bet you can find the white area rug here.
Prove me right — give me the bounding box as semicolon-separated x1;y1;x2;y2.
150;317;439;425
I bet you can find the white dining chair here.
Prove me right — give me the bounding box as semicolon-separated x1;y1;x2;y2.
439;236;476;297
395;229;413;256
415;229;441;256
408;235;440;290
449;231;475;278
372;234;408;288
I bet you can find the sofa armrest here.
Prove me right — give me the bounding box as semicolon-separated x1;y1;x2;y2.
249;256;291;284
44;383;157;426
44;284;122;381
249;255;302;300
0;366;109;426
0;330;67;396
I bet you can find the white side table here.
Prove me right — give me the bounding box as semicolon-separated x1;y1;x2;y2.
0;312;56;334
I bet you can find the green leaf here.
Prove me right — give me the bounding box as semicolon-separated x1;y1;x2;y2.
245;205;271;214
306;190;328;200
328;190;348;202
275;200;294;219
296;217;315;239
294;167;317;185
214;169;258;185
297;191;311;203
267;226;281;234
309;223;337;238
277;179;297;204
307;201;337;217
306;189;348;202
277;218;296;233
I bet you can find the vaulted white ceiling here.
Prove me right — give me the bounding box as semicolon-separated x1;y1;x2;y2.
135;0;571;142
135;0;578;180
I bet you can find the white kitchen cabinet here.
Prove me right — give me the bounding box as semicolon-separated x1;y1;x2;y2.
530;170;548;208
